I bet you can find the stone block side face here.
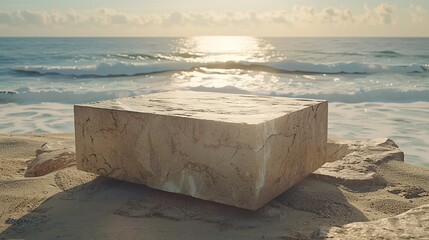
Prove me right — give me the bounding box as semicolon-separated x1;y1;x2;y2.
252;101;328;209
74;105;262;209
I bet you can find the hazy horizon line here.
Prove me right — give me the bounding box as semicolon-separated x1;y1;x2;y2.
1;35;428;38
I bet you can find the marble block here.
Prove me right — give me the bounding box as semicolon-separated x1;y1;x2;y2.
74;91;327;210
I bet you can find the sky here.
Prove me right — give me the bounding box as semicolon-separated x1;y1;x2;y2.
0;0;428;37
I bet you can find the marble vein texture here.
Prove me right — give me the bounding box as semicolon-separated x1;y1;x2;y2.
74;91;328;210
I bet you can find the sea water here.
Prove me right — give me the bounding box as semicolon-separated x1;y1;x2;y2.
0;37;428;167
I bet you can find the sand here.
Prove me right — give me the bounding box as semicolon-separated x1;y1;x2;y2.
0;134;428;239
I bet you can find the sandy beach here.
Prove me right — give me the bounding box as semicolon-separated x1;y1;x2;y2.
1;1;429;239
1;133;428;239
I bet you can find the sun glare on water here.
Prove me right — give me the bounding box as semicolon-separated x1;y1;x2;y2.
171;36;280;89
175;36;274;63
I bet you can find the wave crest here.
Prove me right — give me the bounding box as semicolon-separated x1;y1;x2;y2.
12;60;427;77
13;62;193;77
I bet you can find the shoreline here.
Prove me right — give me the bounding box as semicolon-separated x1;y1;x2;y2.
0;133;428;239
2;100;429;169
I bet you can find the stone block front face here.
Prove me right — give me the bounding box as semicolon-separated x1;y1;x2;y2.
74;91;327;210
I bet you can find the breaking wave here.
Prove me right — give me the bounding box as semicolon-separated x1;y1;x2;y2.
13;62;194;77
12;60;428;77
373;50;402;58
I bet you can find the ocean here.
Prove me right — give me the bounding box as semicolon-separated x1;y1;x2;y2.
0;37;428;167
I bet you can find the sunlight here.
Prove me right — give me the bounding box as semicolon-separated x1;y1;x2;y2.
192;36;257;54
175;36;273;62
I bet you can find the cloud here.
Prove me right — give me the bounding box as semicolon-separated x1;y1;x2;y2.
20;10;50;25
409;5;428;23
0;4;425;36
0;12;12;25
320;8;354;23
0;6;389;29
262;10;290;24
0;10;86;26
166;12;185;25
0;10;48;26
374;4;395;24
291;5;315;22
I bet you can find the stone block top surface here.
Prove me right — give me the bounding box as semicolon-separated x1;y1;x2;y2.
78;90;325;125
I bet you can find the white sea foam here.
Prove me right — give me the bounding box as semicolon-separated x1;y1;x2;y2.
329;101;429;167
2;37;429;167
14;62;194;77
1;97;428;167
266;60;427;74
0;102;74;133
13;60;427;77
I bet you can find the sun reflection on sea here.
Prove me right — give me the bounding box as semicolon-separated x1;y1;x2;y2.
173;36;276;63
170;36;281;90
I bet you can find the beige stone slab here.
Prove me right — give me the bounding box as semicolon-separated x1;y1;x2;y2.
74;91;327;210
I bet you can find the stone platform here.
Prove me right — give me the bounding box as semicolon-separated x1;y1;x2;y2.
74;91;327;210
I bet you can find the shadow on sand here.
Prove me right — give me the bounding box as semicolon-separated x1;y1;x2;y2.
1;175;367;240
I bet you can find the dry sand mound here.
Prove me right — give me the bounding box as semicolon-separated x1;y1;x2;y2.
0;134;428;239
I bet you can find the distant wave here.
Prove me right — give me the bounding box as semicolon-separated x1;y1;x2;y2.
373;50;402;58
297;50;407;58
107;50;429;61
13;62;194;77
112;53;162;61
298;50;365;56
111;53;204;61
265;60;426;74
341;52;365;56
12;60;427;77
